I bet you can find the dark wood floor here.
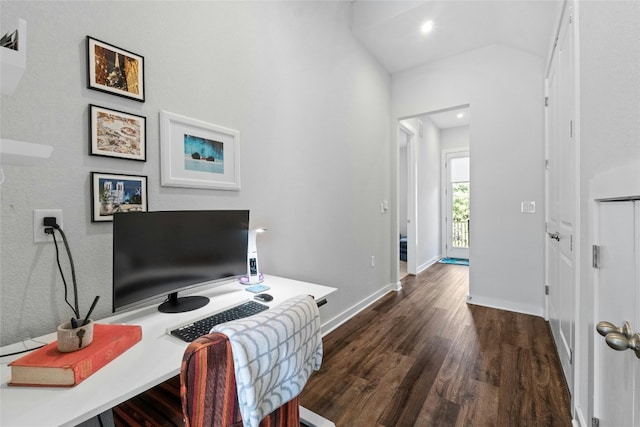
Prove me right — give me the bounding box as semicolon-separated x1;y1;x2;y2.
299;263;572;426
113;262;571;426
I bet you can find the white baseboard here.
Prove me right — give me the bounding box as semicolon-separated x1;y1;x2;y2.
320;282;396;337
300;406;336;427
466;294;544;317
318;256;437;337
417;255;441;274
573;405;587;427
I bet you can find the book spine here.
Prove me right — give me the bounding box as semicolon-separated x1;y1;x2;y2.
71;328;142;385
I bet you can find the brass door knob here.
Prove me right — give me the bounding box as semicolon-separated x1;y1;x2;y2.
596;321;632;338
604;332;640;359
596;321;640;359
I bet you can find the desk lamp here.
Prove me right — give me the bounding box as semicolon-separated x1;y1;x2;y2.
241;228;267;285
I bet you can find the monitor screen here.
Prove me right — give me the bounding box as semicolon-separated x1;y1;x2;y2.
112;210;249;313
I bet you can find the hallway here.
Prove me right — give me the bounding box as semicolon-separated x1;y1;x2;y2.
300;263;572;426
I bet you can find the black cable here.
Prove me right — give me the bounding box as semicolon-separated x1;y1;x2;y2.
48;228;80;319
54;226;80;318
0;344;46;358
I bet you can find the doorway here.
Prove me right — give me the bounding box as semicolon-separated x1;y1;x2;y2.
443;151;470;259
395;105;470;285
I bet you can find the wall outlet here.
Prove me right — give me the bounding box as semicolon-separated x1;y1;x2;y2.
370;255;375;267
33;209;63;243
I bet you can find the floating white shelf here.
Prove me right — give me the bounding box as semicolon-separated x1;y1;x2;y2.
0;139;53;166
1;19;26;95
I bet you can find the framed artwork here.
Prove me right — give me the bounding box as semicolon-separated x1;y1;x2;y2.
159;111;241;190
89;104;146;161
87;36;145;102
91;172;148;222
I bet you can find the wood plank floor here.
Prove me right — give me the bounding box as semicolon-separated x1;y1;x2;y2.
299;262;572;426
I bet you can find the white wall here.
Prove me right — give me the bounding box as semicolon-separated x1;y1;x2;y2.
575;0;640;423
0;1;392;345
441;126;470;152
416;117;441;270
392;44;546;315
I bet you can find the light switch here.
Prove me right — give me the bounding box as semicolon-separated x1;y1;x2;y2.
521;201;536;214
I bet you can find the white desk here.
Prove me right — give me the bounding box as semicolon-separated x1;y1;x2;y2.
0;275;337;427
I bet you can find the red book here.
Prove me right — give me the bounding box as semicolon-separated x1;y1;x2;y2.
8;323;142;387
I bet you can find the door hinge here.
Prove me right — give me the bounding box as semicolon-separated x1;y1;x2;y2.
570;234;573;251
545;159;550;170
570;348;573;364
592;245;601;268
545;96;549;107
545;285;549;295
592;417;599;427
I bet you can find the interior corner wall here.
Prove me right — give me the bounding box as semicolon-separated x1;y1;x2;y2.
0;1;392;346
392;44;546;316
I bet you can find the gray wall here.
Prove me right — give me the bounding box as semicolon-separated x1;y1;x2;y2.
0;1;392;345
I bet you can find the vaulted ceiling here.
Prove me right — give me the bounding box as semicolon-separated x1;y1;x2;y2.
351;0;564;74
351;1;564;129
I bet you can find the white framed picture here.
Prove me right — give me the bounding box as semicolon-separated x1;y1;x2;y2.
159;111;240;190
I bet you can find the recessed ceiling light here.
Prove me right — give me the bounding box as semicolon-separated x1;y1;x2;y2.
457;113;465;119
421;20;434;34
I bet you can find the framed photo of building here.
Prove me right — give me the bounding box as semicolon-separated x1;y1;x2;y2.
159;110;241;190
91;172;148;222
87;36;145;102
89;105;146;161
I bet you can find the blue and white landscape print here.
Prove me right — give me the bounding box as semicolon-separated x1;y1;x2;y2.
183;134;224;174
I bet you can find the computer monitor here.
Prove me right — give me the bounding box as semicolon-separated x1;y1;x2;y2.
112;210;249;313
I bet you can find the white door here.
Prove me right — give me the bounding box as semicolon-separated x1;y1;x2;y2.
399;122;417;276
444;151;469;259
545;7;575;395
593;200;639;426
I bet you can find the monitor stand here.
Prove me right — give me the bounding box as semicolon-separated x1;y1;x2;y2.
158;293;209;313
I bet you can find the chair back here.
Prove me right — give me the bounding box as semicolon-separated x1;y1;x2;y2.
180;332;300;427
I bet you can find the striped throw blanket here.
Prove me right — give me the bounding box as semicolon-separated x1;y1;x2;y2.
211;294;322;427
